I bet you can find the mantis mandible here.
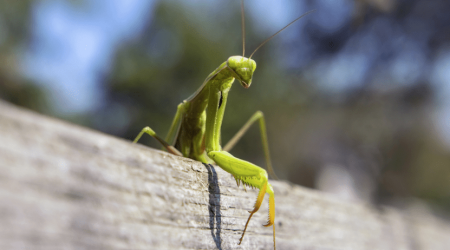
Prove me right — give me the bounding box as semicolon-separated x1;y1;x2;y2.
133;2;314;249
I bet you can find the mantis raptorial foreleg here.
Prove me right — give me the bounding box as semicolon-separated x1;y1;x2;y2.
207;150;276;247
223;110;278;179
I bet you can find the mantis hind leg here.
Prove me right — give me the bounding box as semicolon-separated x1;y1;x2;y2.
223;111;278;179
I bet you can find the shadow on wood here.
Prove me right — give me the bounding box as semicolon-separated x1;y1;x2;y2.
206;164;222;249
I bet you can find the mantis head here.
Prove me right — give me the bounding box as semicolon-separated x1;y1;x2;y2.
227;56;257;89
232;0;313;90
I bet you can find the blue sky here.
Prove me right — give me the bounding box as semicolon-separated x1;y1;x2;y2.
23;0;155;113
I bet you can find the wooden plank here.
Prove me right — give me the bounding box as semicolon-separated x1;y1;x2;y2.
0;100;449;250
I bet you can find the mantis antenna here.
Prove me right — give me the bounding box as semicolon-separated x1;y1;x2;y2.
241;0;246;57
249;9;316;59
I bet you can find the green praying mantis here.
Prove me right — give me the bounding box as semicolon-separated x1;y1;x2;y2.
133;1;314;249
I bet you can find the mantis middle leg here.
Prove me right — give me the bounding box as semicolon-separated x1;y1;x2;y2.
133;102;187;156
223;111;278;179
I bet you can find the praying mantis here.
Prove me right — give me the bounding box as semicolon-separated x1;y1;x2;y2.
133;1;314;249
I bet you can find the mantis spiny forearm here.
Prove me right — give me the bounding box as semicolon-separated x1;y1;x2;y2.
133;2;314;249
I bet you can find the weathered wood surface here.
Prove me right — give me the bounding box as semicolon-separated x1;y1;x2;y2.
0;100;449;250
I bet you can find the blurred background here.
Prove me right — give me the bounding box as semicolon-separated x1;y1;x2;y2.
1;0;449;212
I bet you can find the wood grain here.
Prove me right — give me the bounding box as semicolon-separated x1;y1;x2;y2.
0;100;449;250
